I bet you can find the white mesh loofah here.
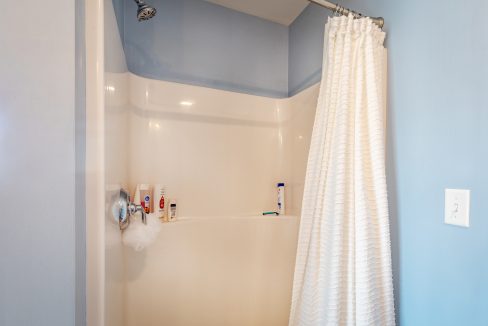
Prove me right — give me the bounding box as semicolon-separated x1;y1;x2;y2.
122;212;162;251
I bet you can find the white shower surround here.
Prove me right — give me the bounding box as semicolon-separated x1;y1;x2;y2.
104;69;319;325
101;1;319;322
127;73;317;217
125;215;299;326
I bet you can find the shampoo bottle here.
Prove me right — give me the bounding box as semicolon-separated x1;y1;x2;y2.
154;184;167;221
277;183;285;215
140;184;152;214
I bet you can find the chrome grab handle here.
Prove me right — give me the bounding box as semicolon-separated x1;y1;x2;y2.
116;188;147;230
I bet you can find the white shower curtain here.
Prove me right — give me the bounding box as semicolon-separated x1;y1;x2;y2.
289;15;395;326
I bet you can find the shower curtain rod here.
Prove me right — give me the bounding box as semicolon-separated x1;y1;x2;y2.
308;0;384;28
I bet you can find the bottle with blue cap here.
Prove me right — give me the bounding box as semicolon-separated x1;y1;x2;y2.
277;182;285;215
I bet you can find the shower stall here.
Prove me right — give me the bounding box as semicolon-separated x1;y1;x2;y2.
103;70;317;325
86;0;319;325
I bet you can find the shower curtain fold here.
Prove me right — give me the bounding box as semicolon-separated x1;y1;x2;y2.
289;15;395;326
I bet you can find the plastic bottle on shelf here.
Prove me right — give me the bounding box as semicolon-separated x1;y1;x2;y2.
277;183;285;215
168;199;177;222
154;184;167;221
140;184;152;214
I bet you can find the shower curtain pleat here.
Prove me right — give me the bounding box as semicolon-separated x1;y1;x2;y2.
289;15;395;326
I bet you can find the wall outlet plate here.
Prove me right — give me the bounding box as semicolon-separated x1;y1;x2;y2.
445;189;470;227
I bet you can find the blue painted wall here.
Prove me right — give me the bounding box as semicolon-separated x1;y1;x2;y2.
0;1;77;325
291;2;488;325
288;5;327;96
116;0;289;98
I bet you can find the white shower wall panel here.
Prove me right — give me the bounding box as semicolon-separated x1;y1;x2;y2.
124;216;300;326
104;0;131;323
105;71;130;326
127;74;294;217
286;83;320;216
103;70;319;326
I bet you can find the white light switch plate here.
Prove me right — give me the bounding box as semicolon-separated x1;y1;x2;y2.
445;189;470;227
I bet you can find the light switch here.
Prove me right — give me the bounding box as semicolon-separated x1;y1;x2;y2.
445;189;470;227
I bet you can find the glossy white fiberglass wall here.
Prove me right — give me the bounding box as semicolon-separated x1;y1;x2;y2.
128;74;290;216
104;0;130;325
126;74;317;217
118;75;318;325
101;2;319;324
125;216;299;326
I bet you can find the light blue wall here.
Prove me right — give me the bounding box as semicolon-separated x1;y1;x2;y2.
106;0;128;73
0;0;77;325
291;2;488;325
117;0;289;98
288;5;327;96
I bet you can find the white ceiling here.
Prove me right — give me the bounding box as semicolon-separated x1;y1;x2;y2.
205;0;309;26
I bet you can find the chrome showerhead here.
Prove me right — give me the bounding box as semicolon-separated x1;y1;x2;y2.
134;0;157;21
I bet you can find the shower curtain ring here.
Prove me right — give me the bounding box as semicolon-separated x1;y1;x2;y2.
333;1;341;16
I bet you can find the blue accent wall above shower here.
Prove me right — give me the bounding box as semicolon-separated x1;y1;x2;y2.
288;5;328;97
114;0;289;98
